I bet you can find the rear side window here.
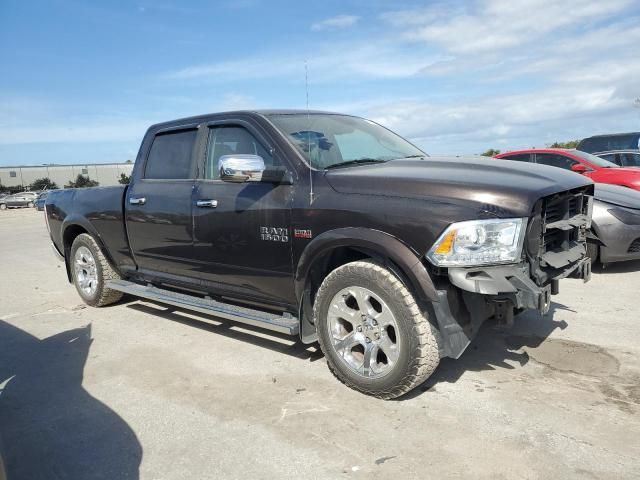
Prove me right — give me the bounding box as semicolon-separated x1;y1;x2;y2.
501;154;531;162
535;153;578;170
145;129;197;179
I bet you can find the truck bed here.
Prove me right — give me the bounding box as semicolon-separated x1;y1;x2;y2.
46;185;135;272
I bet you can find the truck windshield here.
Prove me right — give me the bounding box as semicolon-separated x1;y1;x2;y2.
267;113;426;169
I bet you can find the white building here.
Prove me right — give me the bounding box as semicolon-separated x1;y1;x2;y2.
0;163;134;189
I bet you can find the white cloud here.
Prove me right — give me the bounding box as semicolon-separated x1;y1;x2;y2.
311;14;360;31
381;0;634;54
361;0;640;152
163;42;443;82
4;0;639;158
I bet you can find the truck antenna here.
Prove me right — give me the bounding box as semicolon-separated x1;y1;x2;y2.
305;60;314;205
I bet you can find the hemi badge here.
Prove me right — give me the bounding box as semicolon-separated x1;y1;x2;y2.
294;229;312;239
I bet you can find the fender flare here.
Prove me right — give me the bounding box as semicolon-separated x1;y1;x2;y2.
60;215;117;281
294;227;439;304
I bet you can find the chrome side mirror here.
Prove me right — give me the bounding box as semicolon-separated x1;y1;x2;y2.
218;154;266;183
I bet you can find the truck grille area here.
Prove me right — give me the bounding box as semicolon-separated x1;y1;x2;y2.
526;186;593;285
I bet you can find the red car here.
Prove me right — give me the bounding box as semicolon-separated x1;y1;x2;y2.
495;148;640;191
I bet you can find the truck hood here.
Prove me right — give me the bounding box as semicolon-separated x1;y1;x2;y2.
325;157;593;217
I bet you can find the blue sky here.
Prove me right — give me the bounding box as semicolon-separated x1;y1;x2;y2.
1;0;639;166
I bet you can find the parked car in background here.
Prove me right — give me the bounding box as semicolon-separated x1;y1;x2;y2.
589;184;640;265
3;192;38;209
577;132;640;154
594;150;640;168
35;191;50;211
495;149;640;191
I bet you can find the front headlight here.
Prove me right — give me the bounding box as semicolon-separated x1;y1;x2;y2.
426;218;527;267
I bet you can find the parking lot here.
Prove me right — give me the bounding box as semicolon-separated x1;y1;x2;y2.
1;207;639;479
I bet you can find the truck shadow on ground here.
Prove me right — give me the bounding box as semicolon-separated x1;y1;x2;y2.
126;298;571;399
0;321;142;480
126;302;324;362
410;301;572;397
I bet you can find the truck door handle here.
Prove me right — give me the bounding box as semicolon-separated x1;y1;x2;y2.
196;199;218;208
129;197;146;205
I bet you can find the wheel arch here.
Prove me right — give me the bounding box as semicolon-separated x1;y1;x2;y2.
295;228;439;343
61;217;117;282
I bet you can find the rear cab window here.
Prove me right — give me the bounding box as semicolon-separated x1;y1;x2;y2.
144;129;198;179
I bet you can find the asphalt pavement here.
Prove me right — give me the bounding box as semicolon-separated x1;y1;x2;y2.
1;207;639;479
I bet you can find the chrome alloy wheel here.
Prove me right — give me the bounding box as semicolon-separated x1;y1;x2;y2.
327;286;401;378
74;246;98;296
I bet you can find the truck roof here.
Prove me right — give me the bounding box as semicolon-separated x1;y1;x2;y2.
148;109;345;130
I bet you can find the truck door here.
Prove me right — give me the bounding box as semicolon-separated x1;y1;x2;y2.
192;121;295;307
126;126;198;279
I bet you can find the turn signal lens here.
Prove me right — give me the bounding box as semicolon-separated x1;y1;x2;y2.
434;230;456;255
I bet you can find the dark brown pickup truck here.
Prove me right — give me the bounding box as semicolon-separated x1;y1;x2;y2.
46;110;593;398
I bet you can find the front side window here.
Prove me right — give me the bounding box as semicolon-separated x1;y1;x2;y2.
268;113;425;169
144;129;197;179
204;126;276;180
535;153;579;170
9;171;16;178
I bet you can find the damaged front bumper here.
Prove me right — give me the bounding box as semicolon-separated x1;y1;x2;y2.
448;257;591;315
432;256;591;359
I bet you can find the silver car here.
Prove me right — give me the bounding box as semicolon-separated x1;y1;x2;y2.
2;192;38;209
590;184;640;264
594;150;640;168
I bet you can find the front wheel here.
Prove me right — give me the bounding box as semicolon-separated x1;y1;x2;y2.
314;260;440;399
0;204;6;210
27;201;34;208
70;233;123;307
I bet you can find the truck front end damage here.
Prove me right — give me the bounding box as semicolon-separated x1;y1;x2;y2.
428;185;593;359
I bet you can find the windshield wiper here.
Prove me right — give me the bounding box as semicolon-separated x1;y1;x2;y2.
325;158;388;169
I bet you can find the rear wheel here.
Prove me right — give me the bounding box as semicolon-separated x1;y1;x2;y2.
70;233;123;307
0;204;6;210
314;260;440;399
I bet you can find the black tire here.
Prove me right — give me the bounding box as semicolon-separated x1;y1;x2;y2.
314;260;440;399
70;233;123;307
27;201;34;208
0;204;6;210
586;242;598;265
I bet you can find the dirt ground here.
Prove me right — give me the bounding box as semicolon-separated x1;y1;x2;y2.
1;207;639;479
